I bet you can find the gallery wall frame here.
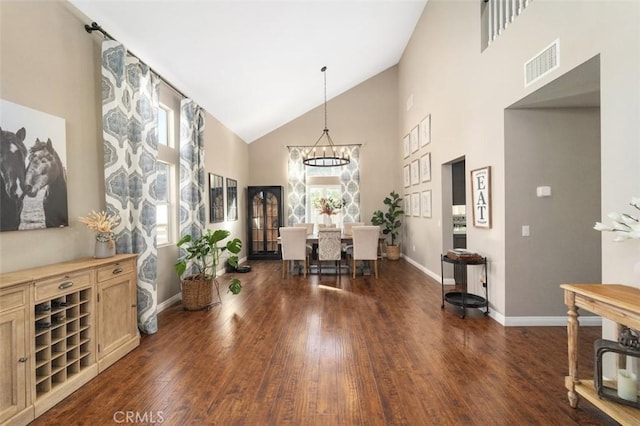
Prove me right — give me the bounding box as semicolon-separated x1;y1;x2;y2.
420;114;431;147
209;173;224;223
410;125;419;154
411;193;420;217
420;153;431;183
226;178;238;221
470;166;491;228
403;134;410;158
421;190;432;218
405;193;411;217
403;164;411;188
411;160;420;186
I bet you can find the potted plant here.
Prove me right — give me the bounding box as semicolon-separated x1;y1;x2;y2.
174;229;243;310
371;191;404;260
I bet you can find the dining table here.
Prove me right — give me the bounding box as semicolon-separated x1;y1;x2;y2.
277;232;385;275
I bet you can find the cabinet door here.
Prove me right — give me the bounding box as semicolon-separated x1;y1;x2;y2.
248;186;283;259
0;307;27;423
97;273;137;366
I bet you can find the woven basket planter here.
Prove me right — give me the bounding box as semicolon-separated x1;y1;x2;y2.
386;244;401;260
181;276;218;311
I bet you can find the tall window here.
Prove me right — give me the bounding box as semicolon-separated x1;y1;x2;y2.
156;161;171;245
307;183;342;226
156;100;177;245
157;104;173;147
306;165;343;226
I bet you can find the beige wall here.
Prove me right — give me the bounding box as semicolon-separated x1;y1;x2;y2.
0;1;100;271
399;0;640;321
0;1;250;306
248;66;400;226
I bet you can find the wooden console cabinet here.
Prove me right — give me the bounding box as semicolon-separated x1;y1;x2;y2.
561;283;640;425
0;254;140;425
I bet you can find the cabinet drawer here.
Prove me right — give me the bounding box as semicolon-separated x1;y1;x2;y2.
97;260;134;283
0;285;28;312
35;271;92;302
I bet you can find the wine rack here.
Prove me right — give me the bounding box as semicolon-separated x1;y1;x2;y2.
33;288;93;398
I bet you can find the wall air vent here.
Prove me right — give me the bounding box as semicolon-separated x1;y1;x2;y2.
525;39;560;87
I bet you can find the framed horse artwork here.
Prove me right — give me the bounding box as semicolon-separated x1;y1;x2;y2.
0;99;68;231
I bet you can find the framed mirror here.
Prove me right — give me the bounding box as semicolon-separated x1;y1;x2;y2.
226;178;238;221
209;173;224;223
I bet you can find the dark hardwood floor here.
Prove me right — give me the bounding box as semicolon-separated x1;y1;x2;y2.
32;259;616;425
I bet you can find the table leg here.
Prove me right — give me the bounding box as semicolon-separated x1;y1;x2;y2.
566;293;580;408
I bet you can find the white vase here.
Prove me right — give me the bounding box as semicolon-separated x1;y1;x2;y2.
323;214;332;226
95;233;116;258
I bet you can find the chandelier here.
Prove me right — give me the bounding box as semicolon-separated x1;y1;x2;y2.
302;66;350;167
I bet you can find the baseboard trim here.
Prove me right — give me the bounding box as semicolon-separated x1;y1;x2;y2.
401;255;602;327
157;293;182;313
503;315;602;327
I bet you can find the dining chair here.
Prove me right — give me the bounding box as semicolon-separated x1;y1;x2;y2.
342;221;364;255
279;227;309;278
317;228;343;276
343;222;364;236
351;226;380;279
293;222;314;235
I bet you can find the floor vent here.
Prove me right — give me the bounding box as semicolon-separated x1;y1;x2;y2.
525;39;559;86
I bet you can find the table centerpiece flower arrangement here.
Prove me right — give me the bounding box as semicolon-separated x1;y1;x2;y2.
79;210;121;258
313;196;345;225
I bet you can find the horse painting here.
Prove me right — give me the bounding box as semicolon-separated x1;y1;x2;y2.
0;126;27;231
24;138;68;228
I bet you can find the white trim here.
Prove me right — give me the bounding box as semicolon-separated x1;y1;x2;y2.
504;315;601;327
157;293;181;313
402;255;603;327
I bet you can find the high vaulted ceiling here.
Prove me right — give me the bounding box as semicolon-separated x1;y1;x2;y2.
68;0;427;143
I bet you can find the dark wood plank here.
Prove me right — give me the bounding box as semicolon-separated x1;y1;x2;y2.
31;259;617;425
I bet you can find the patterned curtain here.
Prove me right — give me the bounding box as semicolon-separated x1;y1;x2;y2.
287;147;306;225
102;40;159;334
179;99;206;250
341;146;361;223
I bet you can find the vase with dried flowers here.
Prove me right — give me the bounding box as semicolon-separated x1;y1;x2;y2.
79;210;121;258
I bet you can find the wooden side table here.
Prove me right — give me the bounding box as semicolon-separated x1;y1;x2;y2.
560;283;640;424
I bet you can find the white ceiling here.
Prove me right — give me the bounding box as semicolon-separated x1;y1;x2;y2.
68;0;427;143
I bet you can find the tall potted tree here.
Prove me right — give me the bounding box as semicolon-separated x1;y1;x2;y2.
371;191;404;260
174;229;242;310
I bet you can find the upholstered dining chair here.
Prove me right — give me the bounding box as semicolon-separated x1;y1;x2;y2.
279;227;309;278
317;228;343;276
293;222;314;235
343;222;364;236
342;221;364;258
351;226;380;279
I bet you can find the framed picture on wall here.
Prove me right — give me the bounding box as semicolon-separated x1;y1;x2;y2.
412;193;420;217
209;173;224;223
405;193;411;217
226;178;238;221
410;125;419;153
471;166;491;228
0;99;68;231
420;152;431;183
421;190;432;218
403;134;410;158
420;114;431;147
411;160;420;186
404;164;411;188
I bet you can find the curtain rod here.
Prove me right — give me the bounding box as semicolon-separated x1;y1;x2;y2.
84;22;189;100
